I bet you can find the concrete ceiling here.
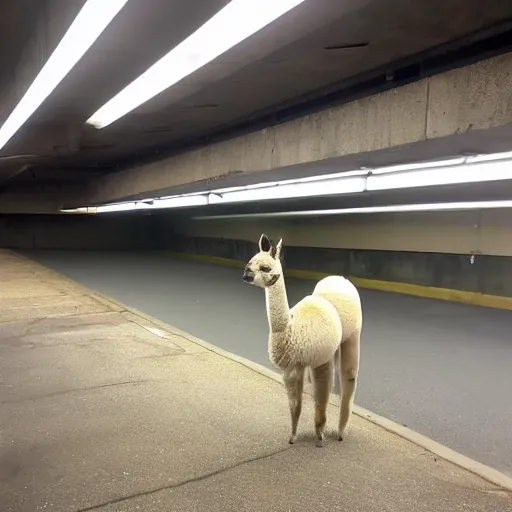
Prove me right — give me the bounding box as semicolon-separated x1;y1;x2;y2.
1;0;512;193
0;1;43;82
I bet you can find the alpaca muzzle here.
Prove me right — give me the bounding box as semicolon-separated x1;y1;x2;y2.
242;267;254;283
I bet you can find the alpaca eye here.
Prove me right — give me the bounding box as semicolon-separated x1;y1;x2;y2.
260;265;271;272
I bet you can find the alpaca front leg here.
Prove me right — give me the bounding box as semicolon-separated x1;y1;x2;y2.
338;331;360;441
312;360;333;447
283;367;305;444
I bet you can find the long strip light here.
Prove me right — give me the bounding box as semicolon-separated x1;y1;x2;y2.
86;0;306;129
61;199;512;216
368;157;466;175
62;193;214;214
136;194;209;210
217;172;367;203
96;202;138;213
211;156;512;202
61;153;512;214
0;0;129;151
367;160;512;191
172;156;512;205
465;149;512;163
193;200;512;220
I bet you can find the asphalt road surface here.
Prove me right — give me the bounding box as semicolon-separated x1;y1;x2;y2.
25;249;512;475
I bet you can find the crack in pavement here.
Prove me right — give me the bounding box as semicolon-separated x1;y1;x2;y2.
1;379;157;405
0;314;126;341
136;351;204;360
76;445;294;511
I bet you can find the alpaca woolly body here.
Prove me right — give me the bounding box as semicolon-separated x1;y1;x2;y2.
242;234;363;447
262;257;342;370
313;275;363;344
268;294;342;371
305;275;363;386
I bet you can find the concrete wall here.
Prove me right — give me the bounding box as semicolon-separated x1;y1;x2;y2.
166;209;512;297
172;209;512;256
0;214;162;250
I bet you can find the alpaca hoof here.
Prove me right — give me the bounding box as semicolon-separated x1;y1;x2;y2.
289;435;297;445
338;434;343;442
315;438;324;448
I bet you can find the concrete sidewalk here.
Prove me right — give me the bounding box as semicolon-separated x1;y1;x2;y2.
1;250;511;512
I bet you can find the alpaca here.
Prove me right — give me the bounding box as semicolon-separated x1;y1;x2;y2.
242;234;363;446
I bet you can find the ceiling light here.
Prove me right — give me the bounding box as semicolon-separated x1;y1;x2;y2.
150;195;208;209
60;207;96;214
207;193;224;204
96;202;137;213
63;151;512;214
86;0;306;129
217;175;366;203
147;155;512;206
273;169;368;186
465;150;512;163
0;0;129;151
193;200;512;220
368;160;512;191
369;157;466;175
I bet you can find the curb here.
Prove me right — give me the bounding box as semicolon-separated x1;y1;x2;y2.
15;249;512;492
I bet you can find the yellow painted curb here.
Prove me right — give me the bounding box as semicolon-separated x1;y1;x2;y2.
166;250;512;311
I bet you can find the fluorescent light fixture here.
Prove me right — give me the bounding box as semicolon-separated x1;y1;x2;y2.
60;207;96;214
145;156;512;205
207;193;224;204
148;195;208;209
368;160;512;191
217;174;367;203
0;0;129;151
369;157;466;175
465;150;512;164
193;200;512;220
87;193;209;214
86;0;306;128
96;202;137;213
61;151;512;214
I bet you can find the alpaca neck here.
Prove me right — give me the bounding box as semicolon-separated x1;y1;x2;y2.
265;265;290;333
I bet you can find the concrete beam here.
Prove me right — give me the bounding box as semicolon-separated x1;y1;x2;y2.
79;52;512;206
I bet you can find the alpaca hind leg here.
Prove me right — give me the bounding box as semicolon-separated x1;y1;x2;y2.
283;367;305;444
338;330;360;441
312;359;334;447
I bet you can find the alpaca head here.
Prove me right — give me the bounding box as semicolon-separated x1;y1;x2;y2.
242;233;283;289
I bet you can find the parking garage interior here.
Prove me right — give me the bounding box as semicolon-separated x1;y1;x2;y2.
2;1;512;511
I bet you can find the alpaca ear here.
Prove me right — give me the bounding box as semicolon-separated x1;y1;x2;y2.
259;233;272;253
274;239;283;259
